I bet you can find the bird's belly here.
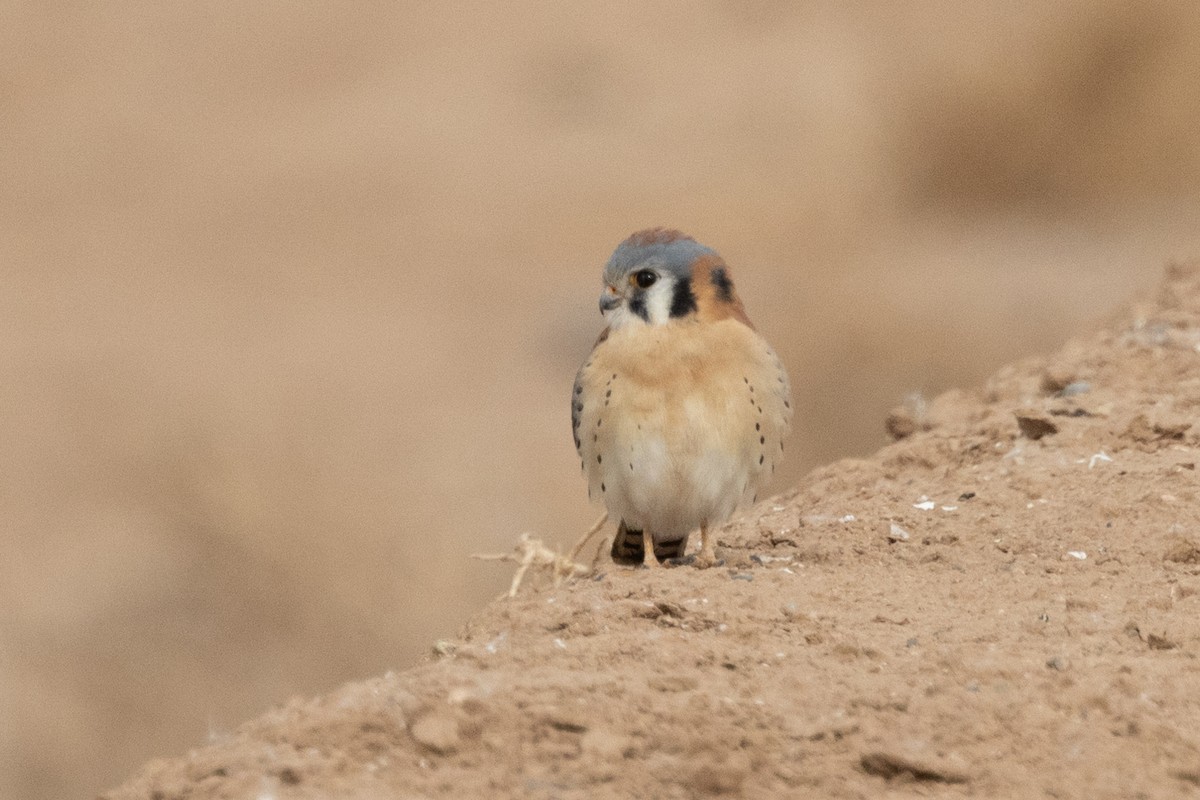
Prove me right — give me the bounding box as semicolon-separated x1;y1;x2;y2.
597;398;754;541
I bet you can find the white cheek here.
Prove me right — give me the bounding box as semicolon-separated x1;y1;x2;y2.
643;281;674;325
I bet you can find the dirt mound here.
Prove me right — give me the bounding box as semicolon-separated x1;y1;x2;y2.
104;264;1200;798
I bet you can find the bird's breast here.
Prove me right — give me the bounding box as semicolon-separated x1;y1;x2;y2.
575;319;792;539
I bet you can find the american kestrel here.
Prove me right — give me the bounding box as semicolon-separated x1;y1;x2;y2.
572;229;793;568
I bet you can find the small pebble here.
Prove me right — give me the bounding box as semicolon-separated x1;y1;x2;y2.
1015;409;1058;440
410;714;460;754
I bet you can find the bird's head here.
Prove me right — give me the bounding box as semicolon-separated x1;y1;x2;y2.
598;228;749;330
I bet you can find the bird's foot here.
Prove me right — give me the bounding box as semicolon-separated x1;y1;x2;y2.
691;527;723;569
640;529;662;569
690;549;724;569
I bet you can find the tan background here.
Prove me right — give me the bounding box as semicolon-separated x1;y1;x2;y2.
3;2;1199;797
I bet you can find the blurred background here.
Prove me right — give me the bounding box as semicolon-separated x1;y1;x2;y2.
3;1;1199;796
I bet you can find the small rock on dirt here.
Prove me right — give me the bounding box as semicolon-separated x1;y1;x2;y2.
885;407;917;440
1040;364;1077;394
1164;536;1200;564
410;713;460;754
860;751;969;784
1014;409;1058;440
1146;633;1179;651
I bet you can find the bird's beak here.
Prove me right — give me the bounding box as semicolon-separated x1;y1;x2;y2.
599;284;622;315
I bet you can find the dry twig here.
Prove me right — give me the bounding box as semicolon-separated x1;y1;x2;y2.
472;513;610;598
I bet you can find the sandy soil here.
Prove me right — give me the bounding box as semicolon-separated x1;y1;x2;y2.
103;263;1200;798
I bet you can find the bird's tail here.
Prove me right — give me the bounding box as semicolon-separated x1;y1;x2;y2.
611;521;689;565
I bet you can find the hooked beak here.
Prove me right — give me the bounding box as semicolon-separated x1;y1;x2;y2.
599;284;622;314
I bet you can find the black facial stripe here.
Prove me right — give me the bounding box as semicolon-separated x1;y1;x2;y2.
628;292;649;321
669;276;698;318
710;267;734;303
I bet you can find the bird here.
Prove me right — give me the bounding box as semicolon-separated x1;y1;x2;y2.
572;228;793;568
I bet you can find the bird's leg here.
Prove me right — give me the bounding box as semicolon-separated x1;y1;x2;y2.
693;524;719;569
641;528;661;569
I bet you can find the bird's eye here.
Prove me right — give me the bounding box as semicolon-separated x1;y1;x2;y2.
632;270;657;289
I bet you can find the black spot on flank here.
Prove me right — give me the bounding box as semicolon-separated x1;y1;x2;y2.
710;267;734;303
760;436;765;444
601;483;606;492
755;422;760;431
612;373;617;379
784;400;791;409
597;455;602;464
605;389;611;398
629;463;633;471
749;385;755;393
669;276;698;318
597;419;602;426
575;385;582;395
743;376;749;384
759;455;764;465
628;293;649;321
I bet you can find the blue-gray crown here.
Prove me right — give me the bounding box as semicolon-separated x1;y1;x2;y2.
603;229;716;285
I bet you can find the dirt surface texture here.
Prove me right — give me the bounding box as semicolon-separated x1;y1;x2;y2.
104;263;1200;798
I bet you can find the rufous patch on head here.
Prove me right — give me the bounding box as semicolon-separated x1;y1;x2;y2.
689;254;754;328
625;228;695;248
